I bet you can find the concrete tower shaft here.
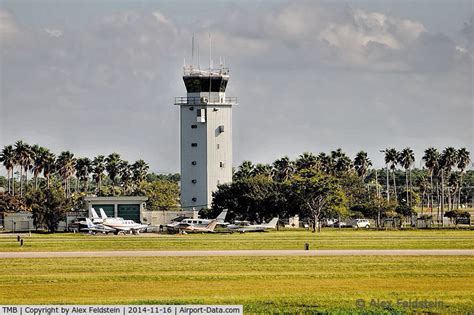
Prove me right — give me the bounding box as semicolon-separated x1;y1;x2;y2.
175;66;237;209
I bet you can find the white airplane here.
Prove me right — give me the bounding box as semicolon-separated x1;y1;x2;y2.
227;217;279;233
179;220;219;234
99;208;149;235
83;218;115;234
166;209;228;231
90;208;103;223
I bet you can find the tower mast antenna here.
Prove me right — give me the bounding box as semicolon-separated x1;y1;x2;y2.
208;33;212;101
209;33;212;70
191;34;195;68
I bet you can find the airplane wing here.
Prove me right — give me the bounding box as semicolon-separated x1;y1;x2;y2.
175;222;191;228
113;226;132;232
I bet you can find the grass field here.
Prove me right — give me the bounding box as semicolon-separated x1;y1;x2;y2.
0;229;473;252
1;256;473;313
2;229;473;313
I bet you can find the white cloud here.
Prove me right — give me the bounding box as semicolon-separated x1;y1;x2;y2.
152;11;172;27
317;9;426;69
44;28;63;37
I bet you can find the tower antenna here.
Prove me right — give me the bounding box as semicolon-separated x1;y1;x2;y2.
209;33;212;70
191;34;194;68
197;39;200;70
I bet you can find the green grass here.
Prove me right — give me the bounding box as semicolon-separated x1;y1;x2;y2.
1;256;472;313
0;229;473;252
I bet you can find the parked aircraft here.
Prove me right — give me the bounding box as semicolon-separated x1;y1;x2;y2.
99;208;148;235
83;218;115;234
166;209;228;232
227;217;279;233
179;220;219;234
90;208;103;223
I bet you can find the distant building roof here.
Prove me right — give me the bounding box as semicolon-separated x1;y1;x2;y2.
84;196;148;202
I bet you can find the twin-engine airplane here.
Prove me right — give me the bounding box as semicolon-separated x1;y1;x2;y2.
83;218;115;234
178;219;219;234
81;208;148;235
98;208;149;235
166;209;228;232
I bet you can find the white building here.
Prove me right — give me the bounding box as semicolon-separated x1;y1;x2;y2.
175;64;237;209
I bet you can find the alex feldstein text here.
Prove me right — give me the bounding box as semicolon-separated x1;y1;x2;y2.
0;306;243;315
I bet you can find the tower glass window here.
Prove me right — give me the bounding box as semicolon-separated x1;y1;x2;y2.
183;76;229;93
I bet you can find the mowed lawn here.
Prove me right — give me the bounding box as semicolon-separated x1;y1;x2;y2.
0;229;473;251
1;256;473;313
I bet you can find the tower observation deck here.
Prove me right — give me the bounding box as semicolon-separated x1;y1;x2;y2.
175;65;237;209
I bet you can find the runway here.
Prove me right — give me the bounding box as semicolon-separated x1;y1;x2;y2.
0;249;473;258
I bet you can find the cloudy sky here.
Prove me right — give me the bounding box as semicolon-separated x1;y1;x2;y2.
0;0;472;173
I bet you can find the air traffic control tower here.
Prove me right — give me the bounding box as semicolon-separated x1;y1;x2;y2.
175;63;237;209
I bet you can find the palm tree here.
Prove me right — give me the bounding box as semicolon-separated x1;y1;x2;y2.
252;163;273;178
56;151;76;197
0;145;16;194
384;148;398;201
316;152;333;174
422;147;440;213
234;160;254;181
398;147;415;206
31;145;48;190
119;161;132;195
331;149;353;175
456;148;471;209
272;156;294;182
75;157;92;192
448;172;460;212
92;155;106;193
105;153;122;186
354;151;372;179
42;151;56;189
132;159;149;184
439;147;458;223
295;152;317;172
14;141;33;197
418;175;429;216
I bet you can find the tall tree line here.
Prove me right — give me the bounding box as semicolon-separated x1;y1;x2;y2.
0;141;150;198
231;147;472;212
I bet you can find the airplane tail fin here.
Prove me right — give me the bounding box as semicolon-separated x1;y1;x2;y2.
91;208;100;219
99;208;108;220
265;217;279;229
85;218;94;228
206;219;218;231
215;209;228;223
